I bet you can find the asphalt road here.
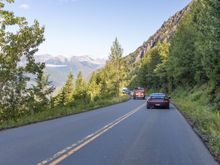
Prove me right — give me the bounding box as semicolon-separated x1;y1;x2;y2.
0;100;218;165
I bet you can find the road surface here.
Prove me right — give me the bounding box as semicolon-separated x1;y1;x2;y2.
0;100;218;165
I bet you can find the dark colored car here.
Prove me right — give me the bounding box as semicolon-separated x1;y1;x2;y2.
133;87;145;100
146;93;170;109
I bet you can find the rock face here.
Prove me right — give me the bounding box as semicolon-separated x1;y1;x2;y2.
125;4;191;64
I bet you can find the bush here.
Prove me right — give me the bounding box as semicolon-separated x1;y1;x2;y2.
172;86;220;160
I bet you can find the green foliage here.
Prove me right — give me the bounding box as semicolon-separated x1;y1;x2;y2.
53;89;65;107
133;41;169;90
54;72;74;106
87;72;101;101
131;1;220;160
167;13;197;87
0;95;129;130
78;38;129;100
0;40;129;126
107;38;127;97
193;0;220;85
167;0;220;103
132;0;220;107
73;71;90;103
63;72;75;105
109;38;123;63
53;38;129;108
172;86;220;160
0;0;46;122
74;71;86;94
31;72;55;112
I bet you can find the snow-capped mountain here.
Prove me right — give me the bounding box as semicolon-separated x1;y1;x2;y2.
33;54;106;88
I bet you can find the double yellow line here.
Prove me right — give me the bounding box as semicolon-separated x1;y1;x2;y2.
37;103;145;165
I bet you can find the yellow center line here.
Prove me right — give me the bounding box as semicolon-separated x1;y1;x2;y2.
37;103;145;165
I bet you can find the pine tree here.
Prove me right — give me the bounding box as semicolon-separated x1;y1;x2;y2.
75;71;86;93
73;71;90;103
193;0;220;85
154;41;170;90
54;72;74;106
32;71;55;111
53;89;65;107
88;72;101;101
167;11;197;87
63;72;74;105
108;38;125;97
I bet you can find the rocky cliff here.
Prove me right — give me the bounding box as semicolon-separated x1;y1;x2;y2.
125;4;191;64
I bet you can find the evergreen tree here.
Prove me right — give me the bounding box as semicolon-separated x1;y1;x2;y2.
88;72;101;101
108;38;125;97
63;72;74;105
95;69;110;98
154;41;169;90
166;10;197;87
32;71;55;111
193;0;220;85
73;71;90;103
138;46;162;89
129;0;220;109
166;0;220;89
75;71;86;93
53;89;65;107
53;72;74;106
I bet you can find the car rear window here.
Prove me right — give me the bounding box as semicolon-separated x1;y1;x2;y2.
150;96;165;99
134;87;144;90
135;89;144;92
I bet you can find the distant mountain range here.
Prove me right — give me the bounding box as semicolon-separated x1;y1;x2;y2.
32;54;106;88
125;4;191;64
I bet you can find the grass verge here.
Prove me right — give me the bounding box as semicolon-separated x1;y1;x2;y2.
0;96;130;131
172;86;220;162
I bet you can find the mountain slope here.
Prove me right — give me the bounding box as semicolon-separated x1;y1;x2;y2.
34;55;106;87
125;4;191;64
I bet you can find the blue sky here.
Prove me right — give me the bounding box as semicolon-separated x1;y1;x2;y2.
5;0;191;58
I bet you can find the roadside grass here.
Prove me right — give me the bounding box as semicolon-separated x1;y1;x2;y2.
0;96;130;131
172;86;220;161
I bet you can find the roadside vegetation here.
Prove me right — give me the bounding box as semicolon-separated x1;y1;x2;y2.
172;86;220;160
0;96;129;130
0;1;129;129
130;0;220;160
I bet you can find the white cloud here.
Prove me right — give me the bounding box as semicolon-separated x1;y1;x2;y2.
19;4;30;10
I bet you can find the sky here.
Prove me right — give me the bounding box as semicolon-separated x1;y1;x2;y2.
5;0;191;58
